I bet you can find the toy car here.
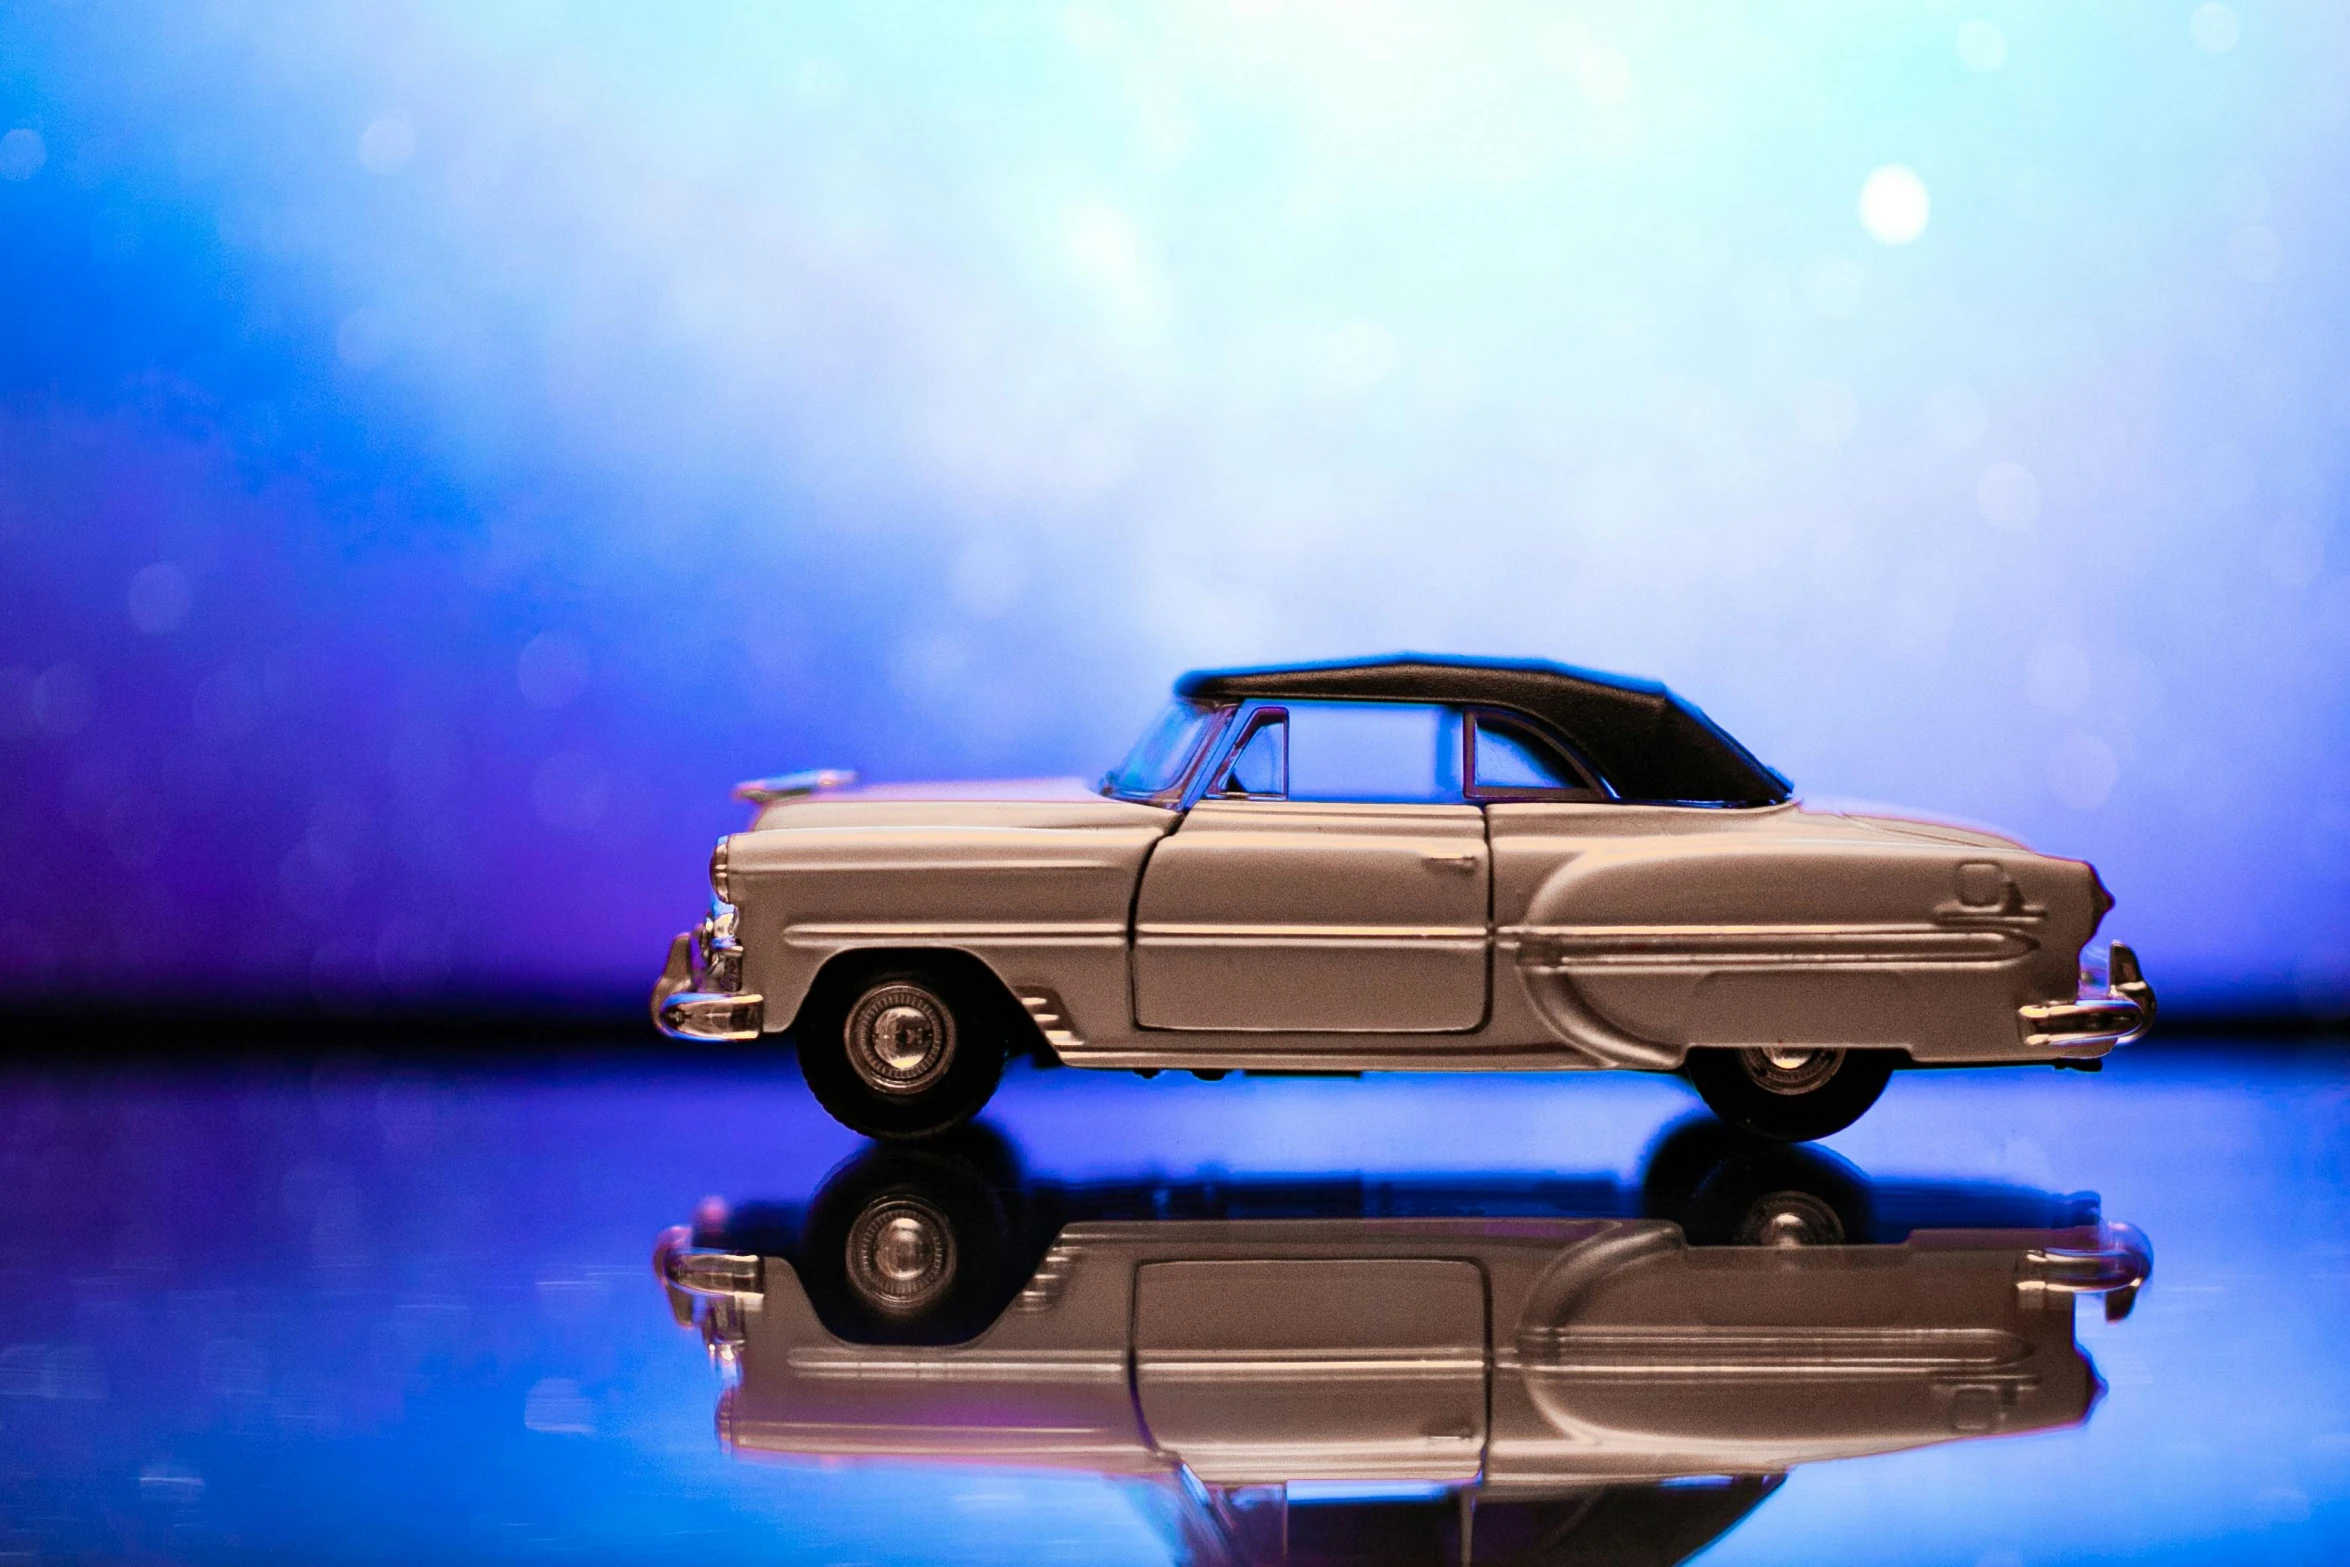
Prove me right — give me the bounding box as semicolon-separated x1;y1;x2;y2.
655;1129;2151;1560
653;656;2153;1141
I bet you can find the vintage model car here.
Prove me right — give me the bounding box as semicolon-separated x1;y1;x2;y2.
655;1130;2152;1565
653;656;2153;1140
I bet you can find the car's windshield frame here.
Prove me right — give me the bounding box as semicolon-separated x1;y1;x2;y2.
1099;699;1235;804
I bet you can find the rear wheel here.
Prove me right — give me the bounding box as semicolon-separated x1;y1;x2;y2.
1684;1046;1895;1143
795;960;1008;1141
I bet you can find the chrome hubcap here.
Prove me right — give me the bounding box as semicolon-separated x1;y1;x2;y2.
845;984;955;1095
844;1197;956;1314
1737;1190;1846;1247
1740;1045;1844;1096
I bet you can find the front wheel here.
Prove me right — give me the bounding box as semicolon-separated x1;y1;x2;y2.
1684;1046;1896;1143
796;962;1007;1141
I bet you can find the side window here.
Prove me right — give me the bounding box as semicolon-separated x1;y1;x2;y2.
1283;702;1464;804
1468;712;1598;798
1218;712;1288;797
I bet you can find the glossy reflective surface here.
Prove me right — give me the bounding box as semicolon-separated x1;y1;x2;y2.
1;1041;2344;1562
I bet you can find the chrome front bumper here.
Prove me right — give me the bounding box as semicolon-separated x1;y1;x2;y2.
2018;942;2155;1050
651;903;765;1042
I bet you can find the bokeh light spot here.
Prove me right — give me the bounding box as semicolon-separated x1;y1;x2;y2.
356;117;415;175
336;306;398;368
531;752;608;832
1977;459;2039;530
2190;3;2241;53
0;668;37;738
1574;46;1633;105
0;128;46;181
1802;252;1868;318
2218;167;2269;223
1795;380;1860;446
2197;442;2257;509
2049;732;2119;810
1926;386;1989;450
1322;320;1399;396
1955;21;2007;72
2259;520;2324;587
791;56;848;107
126;561;192;634
516;633;591;710
2026;640;2093;715
31;664;94;736
1858;165;1931;245
2227;224;2280;282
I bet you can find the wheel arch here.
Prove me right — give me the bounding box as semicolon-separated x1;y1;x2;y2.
787;946;1049;1062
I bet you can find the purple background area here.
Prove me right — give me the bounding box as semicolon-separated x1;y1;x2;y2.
2;3;2347;1015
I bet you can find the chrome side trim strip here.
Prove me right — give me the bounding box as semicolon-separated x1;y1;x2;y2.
1137;924;1487;943
1512;924;2032;967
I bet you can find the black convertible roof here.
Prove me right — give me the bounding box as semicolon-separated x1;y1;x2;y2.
1175;655;1790;806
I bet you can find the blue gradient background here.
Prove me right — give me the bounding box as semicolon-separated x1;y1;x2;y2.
1;2;2346;1012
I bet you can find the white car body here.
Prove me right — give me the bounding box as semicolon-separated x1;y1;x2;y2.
655;658;2150;1081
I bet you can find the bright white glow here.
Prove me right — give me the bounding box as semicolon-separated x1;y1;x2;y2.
1858;165;1930;245
127;562;193;634
2190;3;2240;53
0;127;44;181
1575;46;1633;104
357;117;415;174
1955;21;2007;72
1977;459;2039;530
1323;320;1398;396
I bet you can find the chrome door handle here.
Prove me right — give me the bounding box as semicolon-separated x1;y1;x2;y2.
1422;851;1481;871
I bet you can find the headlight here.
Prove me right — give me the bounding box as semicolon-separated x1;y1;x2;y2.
709;836;732;902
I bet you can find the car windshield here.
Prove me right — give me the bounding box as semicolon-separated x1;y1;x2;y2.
1101;699;1225;801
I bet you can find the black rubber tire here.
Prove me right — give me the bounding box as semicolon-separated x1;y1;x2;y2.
797;1144;1013;1345
1678;1141;1873;1247
794;960;1008;1141
1684;1047;1896;1143
1640;1115;1872;1244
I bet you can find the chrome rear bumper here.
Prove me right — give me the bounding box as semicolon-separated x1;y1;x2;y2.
2018;942;2155;1050
651;906;765;1042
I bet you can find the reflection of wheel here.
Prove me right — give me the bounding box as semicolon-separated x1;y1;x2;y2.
799;1144;1013;1344
795;960;1008;1141
1684;1046;1895;1142
1641;1115;1874;1245
1683;1145;1871;1248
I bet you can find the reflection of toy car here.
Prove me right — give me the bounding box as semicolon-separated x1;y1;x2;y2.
654;656;2152;1140
656;1128;2151;1566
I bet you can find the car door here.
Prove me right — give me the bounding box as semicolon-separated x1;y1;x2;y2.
1132;701;1492;1033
